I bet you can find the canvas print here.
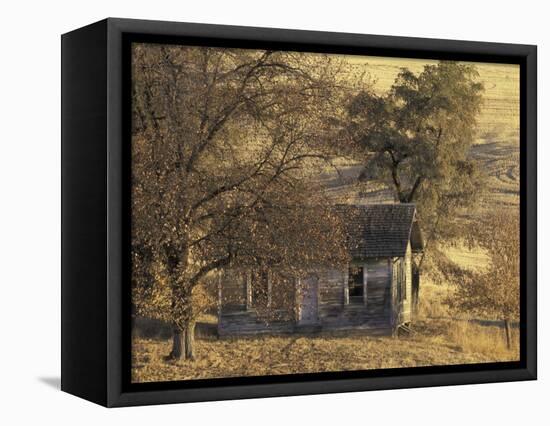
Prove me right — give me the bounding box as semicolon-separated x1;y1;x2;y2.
130;43;520;383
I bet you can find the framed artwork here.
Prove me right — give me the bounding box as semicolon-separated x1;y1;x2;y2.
61;18;536;407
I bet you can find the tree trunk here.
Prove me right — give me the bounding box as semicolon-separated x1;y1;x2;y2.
164;242;191;361
168;322;196;361
504;319;512;349
411;265;420;318
185;320;196;360
169;327;185;360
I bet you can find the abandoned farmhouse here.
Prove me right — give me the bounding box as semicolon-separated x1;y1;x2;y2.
218;204;424;337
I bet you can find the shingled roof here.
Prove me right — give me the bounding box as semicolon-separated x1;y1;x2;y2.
334;204;418;258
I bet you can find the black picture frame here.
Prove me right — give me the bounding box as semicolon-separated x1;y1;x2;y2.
61;17;537;407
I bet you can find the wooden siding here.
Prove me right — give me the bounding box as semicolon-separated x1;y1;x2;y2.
390;242;413;328
219;310;296;335
219;259;396;336
364;259;392;322
402;242;413;323
219;268;296;336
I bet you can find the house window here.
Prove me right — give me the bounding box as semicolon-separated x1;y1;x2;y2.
250;268;270;308
348;266;364;303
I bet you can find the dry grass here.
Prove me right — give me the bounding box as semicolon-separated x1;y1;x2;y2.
444;243;490;273
447;320;518;359
417;280;519;359
132;279;519;383
132;322;518;383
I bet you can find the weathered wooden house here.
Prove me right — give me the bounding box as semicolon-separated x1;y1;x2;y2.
218;204;423;337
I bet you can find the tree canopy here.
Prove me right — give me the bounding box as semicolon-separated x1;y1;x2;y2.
131;44;351;359
345;61;485;270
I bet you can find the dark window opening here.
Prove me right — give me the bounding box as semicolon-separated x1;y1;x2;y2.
251;269;269;308
348;266;364;303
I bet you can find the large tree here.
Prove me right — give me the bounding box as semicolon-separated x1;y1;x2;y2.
345;61;485;309
131;44;349;360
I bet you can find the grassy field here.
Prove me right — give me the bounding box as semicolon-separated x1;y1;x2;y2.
132;320;518;383
132;277;519;383
471;140;520;213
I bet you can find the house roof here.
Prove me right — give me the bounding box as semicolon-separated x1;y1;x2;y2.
335;204;420;258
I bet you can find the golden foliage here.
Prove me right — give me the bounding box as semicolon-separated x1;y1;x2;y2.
131;44;355;353
447;211;519;322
